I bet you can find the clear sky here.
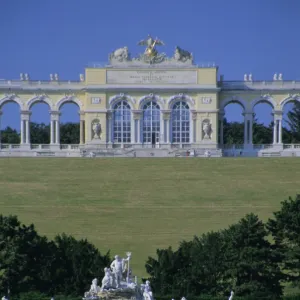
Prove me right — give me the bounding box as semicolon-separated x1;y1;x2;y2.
0;0;299;131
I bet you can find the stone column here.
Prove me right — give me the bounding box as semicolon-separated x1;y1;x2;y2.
50;111;61;145
160;112;164;143
79;111;85;145
133;110;142;144
242;112;253;145
50;120;55;144
191;111;197;144
55;120;60;144
162;110;171;144
272;110;283;144
25;120;30;144
105;111;112;144
131;112;135;144
278;119;282;144
20;111;31;146
20;118;24;144
219;111;225;145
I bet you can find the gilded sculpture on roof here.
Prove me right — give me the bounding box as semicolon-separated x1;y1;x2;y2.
109;35;193;66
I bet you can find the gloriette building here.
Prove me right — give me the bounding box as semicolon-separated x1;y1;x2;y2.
0;35;299;157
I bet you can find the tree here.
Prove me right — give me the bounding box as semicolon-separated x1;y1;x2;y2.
30;123;50;144
0;127;20;143
0;215;111;297
60;123;80;144
267;195;300;288
222;213;284;299
286;101;300;142
53;233;110;296
0;215;56;296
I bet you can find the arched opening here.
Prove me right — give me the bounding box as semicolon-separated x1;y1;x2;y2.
253;101;273;144
223;102;244;145
59;102;80;144
0;101;21;144
29;102;51;144
282;99;300;143
171;101;190;143
112;100;131;143
142;101;160;145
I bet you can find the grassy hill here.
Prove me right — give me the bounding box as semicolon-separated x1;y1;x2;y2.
0;157;300;278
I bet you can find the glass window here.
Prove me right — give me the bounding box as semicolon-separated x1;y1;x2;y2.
113;100;131;143
171;101;190;143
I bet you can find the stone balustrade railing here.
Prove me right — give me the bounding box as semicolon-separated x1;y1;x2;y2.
0;144;80;150
220;80;300;90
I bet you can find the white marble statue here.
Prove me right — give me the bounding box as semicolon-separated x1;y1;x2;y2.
203;121;212;139
228;291;234;300
84;278;101;298
243;73;248;81
24;73;29;80
273;73;278;81
141;280;153;300
50;74;54;81
20;73;24;81
110;47;130;62
80;74;84;82
248;73;252;81
92;122;102;139
110;254;130;288
174;46;192;62
101;267;114;290
278;73;283;80
54;73;59;81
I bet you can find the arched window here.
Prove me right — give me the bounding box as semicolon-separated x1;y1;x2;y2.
142;101;160;143
113;100;131;143
171;101;190;143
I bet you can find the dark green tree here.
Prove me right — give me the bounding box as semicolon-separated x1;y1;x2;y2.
222;213;284;299
286;101;300;142
0;127;20;143
0;215;56;296
30;122;50;144
267;195;300;289
53;233;110;296
59;123;80;144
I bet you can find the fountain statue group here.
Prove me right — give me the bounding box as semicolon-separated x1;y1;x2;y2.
83;253;154;300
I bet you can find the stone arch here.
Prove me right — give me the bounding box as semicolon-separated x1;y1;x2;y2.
220;96;247;111
109;94;135;110
0;94;24;109
139;94;164;109
251;95;276;111
27;95;54;109
56;95;83;110
167;94;195;109
280;95;300;110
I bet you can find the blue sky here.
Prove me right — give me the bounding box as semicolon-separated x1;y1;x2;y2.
0;0;299;131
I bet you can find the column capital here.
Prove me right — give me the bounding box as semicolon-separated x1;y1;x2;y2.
79;110;85;121
191;110;197;120
161;110;171;120
50;111;61;121
132;110;142;120
21;110;31;121
49;110;61;116
106;110;113;120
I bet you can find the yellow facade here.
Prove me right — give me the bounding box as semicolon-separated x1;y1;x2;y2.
0;64;299;154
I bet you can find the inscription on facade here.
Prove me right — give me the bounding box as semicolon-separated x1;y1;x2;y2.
106;70;197;84
202;97;212;104
91;97;101;104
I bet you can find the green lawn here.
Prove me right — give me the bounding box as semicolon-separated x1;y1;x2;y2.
0;157;300;279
